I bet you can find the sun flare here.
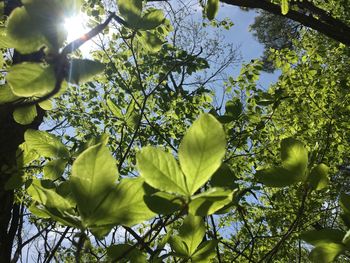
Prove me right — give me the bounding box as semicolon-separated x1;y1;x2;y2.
64;13;88;43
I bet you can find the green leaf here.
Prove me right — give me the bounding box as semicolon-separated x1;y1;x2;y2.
38;100;53;110
0;85;19;104
310;243;344;263
6;7;47;53
225;98;242;120
13;105;37;125
189;188;234;216
106;98;124;119
210;163;238;189
107;244;147;262
191;240;218;262
179;113;226;195
206;0;219;21
178;215;205;255
88;178;156;228
27;179;80;227
118;0;142;24
169;236;190;257
301;229;345;246
66;59;104;84
144;191;184;215
280;138;308;173
0;51;3;68
138;31;164;52
24;129;69;158
256;138;308;187
70;143;118;220
281;0;289;15
137;147;188;195
7;63;55;97
137;9;165;30
308;164;329;190
44;159;67;180
340;193;350;215
17;142;39;167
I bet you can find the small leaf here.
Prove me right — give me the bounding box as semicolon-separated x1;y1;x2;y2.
118;0;142;24
256;138;308;187
0;85;19;104
106;98;123;119
191;240;218;262
308;164;329;190
340;193;350;215
7;63;55;97
179;113;226;195
66;59;104;84
225;98;242;119
281;0;289;15
189;188;234;216
138;31;164;52
206;0;219;21
38;100;53;110
310;243;344;263
88;178;156;228
169;236;190;257
44;159;67;180
13;105;37;125
25;129;69;158
107;244;147;262
137;9;165;30
70;143;118;220
178;215;205;255
301;229;345;246
210;163;237;189
144;191;184;215
137;147;188;195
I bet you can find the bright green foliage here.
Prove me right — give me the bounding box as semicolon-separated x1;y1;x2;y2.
308;164;329;190
309;243;345;263
179;113;226;194
13;105;37;125
70;143;118;220
206;0;219;21
66;59;105;84
281;0;289;15
6;63;55;97
24;129;69;158
0;85;19;104
256;138;308;187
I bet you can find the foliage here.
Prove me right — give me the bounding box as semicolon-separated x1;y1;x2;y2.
1;0;350;262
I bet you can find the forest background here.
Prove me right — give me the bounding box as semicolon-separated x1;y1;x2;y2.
0;0;350;262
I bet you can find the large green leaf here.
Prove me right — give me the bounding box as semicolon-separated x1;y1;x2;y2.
107;244;147;262
169;236;189;257
6;7;47;53
308;164;329;190
191;240;218;262
0;85;20;104
66;59;104;84
13;105;37;125
179;113;226;195
301;229;345;246
44;159;67;180
189;188;234;216
256;138;308;187
136;9;165;30
137;146;188;195
144;191;184;215
70;143;118;220
309;243;344;263
25;129;69;158
178;215;205;255
7;63;55;97
210;163;238;189
88;178;156;227
27;179;80;227
340;193;350;215
118;0;142;25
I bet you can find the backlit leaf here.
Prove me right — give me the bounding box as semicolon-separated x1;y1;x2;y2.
66;59;104;84
13;105;37;125
308;164;329;190
179;113;226;195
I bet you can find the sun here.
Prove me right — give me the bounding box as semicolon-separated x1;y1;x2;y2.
64;13;88;43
